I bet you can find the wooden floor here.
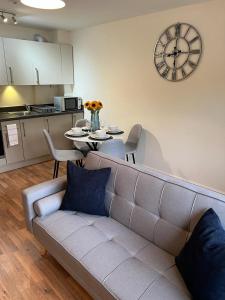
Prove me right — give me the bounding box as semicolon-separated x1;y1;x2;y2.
0;161;92;300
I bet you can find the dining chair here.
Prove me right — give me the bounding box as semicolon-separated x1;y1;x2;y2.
43;129;84;178
125;124;142;164
98;139;125;160
73;119;90;156
75;119;88;128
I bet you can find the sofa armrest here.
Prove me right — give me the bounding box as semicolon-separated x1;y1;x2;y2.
22;176;67;232
34;190;65;218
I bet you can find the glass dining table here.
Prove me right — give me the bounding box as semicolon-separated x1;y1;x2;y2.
64;129;125;151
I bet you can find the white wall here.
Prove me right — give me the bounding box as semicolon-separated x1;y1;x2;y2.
71;0;225;193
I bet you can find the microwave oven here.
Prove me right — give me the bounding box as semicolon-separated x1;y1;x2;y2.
54;96;83;112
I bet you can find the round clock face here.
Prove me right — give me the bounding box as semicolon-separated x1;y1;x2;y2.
154;23;202;81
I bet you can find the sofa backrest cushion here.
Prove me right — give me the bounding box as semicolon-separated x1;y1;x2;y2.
85;152;225;256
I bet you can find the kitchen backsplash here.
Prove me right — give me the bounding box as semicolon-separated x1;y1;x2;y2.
0;85;64;107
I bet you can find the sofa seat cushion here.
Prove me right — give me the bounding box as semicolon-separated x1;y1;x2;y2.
34;211;190;300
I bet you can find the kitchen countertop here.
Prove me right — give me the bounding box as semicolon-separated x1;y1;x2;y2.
0;109;83;122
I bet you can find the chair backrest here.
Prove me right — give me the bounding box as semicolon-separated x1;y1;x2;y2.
98;139;125;160
43;129;57;159
75;119;87;128
127;124;142;145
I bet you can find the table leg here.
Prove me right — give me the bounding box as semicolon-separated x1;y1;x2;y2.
86;142;98;151
92;142;98;151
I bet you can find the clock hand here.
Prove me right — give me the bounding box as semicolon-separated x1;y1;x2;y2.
175;38;178;50
173;56;176;68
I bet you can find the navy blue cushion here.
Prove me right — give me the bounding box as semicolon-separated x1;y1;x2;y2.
60;161;111;216
175;208;225;300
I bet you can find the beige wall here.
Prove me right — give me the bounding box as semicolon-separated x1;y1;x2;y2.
0;24;63;107
71;0;225;193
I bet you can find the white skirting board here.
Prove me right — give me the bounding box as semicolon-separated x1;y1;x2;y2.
0;155;51;173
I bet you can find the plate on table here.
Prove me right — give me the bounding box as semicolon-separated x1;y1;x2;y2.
65;130;89;138
89;134;113;141
106;130;124;135
82;127;91;132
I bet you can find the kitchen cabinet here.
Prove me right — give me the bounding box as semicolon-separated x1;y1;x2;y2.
61;44;74;84
20;118;48;160
3;38;35;85
2;37;74;86
32;42;62;85
1;120;24;164
0;38;8;85
46;114;73;150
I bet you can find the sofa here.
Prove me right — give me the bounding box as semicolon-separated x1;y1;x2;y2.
23;152;225;300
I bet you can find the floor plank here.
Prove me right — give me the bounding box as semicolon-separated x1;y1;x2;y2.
0;161;92;300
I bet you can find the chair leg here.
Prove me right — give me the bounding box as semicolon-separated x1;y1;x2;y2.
53;160;57;179
77;159;84;168
126;154;129;162
132;153;136;164
55;161;60;178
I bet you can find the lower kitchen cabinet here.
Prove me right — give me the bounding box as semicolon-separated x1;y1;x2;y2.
20;118;48;160
0;113;78;171
46;114;73;150
1;120;24;164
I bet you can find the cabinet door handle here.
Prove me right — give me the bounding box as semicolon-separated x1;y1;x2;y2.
9;67;14;85
35;68;40;85
5;133;9;148
46;118;50;133
22;122;26;137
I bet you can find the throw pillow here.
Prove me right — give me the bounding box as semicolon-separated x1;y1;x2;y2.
175;208;225;300
60;161;111;216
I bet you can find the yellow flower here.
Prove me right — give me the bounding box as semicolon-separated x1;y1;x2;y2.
97;101;103;110
84;101;91;110
90;101;98;111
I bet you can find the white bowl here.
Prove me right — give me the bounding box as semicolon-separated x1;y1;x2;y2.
108;125;119;132
95;129;107;138
71;127;83;135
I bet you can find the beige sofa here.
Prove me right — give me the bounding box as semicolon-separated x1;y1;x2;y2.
23;152;225;300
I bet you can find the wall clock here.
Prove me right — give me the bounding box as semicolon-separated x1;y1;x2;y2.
154;23;202;81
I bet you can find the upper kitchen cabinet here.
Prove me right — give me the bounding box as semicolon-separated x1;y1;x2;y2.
32;42;62;85
61;44;74;84
0;38;8;85
3;38;35;85
2;38;74;86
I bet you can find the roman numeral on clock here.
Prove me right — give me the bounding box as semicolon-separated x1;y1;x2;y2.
161;67;170;78
158;40;166;48
172;69;177;81
155;52;164;58
175;23;181;38
189;36;200;44
165;29;172;42
156;61;166;70
188;60;197;69
190;49;201;55
181;68;187;78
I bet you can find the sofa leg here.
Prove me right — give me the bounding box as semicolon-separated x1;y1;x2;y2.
132;153;136;164
53;160;57;179
55;161;60;178
126;154;129;162
41;249;48;257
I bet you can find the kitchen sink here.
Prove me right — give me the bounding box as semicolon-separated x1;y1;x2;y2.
8;111;38;117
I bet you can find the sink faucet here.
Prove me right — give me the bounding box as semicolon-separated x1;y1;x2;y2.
25;104;31;112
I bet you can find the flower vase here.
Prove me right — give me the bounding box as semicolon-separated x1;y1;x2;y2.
91;110;100;132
